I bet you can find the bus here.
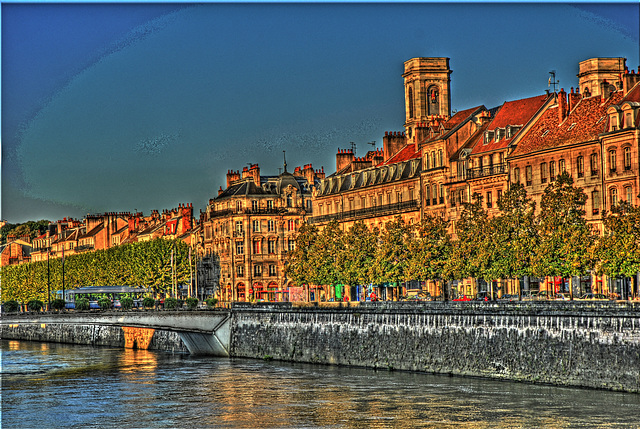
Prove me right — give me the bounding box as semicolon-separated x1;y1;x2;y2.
57;286;150;309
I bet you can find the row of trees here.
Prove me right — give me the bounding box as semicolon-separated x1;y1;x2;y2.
286;173;640;299
1;238;192;303
0;219;50;245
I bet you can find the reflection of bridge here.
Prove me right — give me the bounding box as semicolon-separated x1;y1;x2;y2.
0;312;231;356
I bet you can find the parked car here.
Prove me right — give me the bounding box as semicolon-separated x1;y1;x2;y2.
577;293;609;300
535;291;554;300
474;292;490;301
554;293;571;301
453;295;472;301
499;294;518;301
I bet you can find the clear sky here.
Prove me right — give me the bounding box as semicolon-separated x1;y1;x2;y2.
2;2;639;224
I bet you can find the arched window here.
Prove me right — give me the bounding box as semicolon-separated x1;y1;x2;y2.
427;85;440;116
559;159;566;174
624;147;632;170
431;151;436;168
592;190;600;215
425;154;430;169
590;153;598;176
286;194;293;207
439;184;444;204
610;187;618;207
408;87;414;119
609;150;617;172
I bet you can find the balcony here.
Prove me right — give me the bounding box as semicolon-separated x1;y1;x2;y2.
467;163;507;179
309;199;419;225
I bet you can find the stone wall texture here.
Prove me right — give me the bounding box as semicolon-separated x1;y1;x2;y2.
229;301;640;392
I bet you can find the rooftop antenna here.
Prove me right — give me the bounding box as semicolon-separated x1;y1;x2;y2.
283;150;287;173
350;141;356;156
368;141;376;148
548;70;559;93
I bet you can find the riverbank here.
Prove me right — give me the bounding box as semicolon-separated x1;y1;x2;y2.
2;301;640;392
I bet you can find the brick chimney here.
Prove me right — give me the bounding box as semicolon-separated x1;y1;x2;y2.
558;88;568;123
568;87;581;113
249;164;260;186
601;80;614;101
336;148;354;172
623;68;640;95
383;131;406;162
226;170;241;188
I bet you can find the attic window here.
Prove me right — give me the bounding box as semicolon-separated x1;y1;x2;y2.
567;123;577;131
506;126;512;139
542;130;549;137
495;129;502;142
484;131;494;144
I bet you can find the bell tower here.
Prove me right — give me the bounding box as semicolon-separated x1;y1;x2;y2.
403;57;452;140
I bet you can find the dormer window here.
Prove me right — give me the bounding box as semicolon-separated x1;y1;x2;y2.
495;129;502;142
506;126;512;139
610;114;618;132
484;131;494;144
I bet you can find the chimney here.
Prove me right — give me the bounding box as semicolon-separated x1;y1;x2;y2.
623;68;640;95
382;131;407;162
568;87;581;113
249;164;260;186
226;170;241;188
558;88;568;123
218;186;224;196
336;148;354;172
601;80;613;101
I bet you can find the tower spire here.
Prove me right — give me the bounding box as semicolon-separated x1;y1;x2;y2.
283;150;287;173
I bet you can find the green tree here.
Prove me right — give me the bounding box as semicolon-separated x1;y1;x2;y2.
533;172;594;297
338;221;377;291
450;194;490;283
371;216;412;299
313;220;345;298
591;201;640;298
407;214;453;299
285;222;320;288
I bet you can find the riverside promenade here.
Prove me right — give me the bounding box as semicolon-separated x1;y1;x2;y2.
2;300;640;393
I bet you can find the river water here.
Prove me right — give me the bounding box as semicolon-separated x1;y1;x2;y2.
1;340;639;428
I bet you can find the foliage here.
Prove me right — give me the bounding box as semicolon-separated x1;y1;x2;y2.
185;297;199;310
1;238;193;303
205;298;218;308
120;297;134;310
3;300;20;312
591;201;640;279
407;214;453;298
143;297;156;309
371;216;412;287
450;194;489;280
26;299;44;312
51;299;66;311
98;297;112;310
75;297;90;311
337;221;377;288
164;297;178;310
0;220;50;245
285;222;319;287
532;172;594;279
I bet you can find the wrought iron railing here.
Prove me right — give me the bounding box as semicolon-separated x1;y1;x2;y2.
467;163;507;179
309;200;419;224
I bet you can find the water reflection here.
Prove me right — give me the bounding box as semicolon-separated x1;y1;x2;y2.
2;340;639;429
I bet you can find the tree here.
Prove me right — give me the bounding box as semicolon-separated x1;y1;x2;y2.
337;221;377;293
407;214;453;299
371;216;412;299
533;172;594;297
313;220;345;298
591;201;640;298
486;183;538;295
285;222;319;289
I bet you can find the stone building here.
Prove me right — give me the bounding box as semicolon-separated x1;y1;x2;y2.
202;163;323;302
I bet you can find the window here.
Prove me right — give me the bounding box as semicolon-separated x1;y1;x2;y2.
236;265;244;277
625;112;633;128
559;159;566;174
577;156;584;178
396;192;402;203
267;200;274;209
610;114;618;132
592;190;600;215
513;167;520;183
378;194;383;206
432;184;438;205
408;87;414;119
235;221;244;234
307;200;312;212
610;188;618;207
235;241;244;255
525;166;533;186
252;200;259;211
361;197;366;208
267;220;275;232
549;161;556;181
425;154;430;169
287;220;295;231
286;194;293;207
438;150;443;167
268;264;277;276
431;152;436;168
287;240;296;252
425;185;431;206
590;154;598;176
541;162;548;184
497;189;502;204
609;150;617;172
409;188;414;201
268;240;276;254
625;186;633;203
254;265;262;277
439;184;444;204
252;220;260;232
460;189;466;203
486;191;493;208
624;147;631;170
253;240;261;255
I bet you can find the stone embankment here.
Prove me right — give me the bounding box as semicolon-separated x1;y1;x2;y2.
2;301;639;392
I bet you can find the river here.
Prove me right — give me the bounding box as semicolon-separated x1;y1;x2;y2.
1;340;639;428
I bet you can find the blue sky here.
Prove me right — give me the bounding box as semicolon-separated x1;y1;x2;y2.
2;2;639;223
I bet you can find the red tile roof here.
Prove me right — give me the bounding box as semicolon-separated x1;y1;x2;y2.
471;94;550;155
379;143;420;166
511;91;625;157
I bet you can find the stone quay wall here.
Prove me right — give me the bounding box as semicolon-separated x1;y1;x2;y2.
1;320;187;353
230;301;640;393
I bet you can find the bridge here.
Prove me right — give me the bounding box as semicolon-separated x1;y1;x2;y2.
0;311;231;356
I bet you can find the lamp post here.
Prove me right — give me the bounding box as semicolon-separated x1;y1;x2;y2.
47;248;50;311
